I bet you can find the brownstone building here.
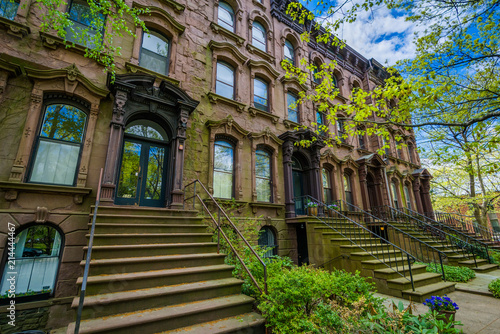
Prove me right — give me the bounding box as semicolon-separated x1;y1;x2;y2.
0;0;434;332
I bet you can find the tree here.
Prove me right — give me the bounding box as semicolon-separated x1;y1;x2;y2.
283;0;500;148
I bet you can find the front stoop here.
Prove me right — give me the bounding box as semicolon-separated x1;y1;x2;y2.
66;206;265;334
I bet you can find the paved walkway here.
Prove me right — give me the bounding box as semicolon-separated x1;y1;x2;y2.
377;269;500;334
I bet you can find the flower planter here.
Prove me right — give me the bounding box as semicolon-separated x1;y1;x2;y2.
307;207;318;216
438;310;456;327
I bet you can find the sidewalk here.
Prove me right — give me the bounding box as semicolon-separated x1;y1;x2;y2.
377;269;500;334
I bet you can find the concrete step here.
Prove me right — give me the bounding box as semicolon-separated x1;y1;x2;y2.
472;263;499;273
457;258;489;268
89;233;213;245
159;312;265;334
402;281;456;303
340;243;392;253
92;223;209;234
85;242;219;259
81;253;227;275
78;264;235;295
374;264;428;280
66;294;255;334
361;257;412;270
72;278;244;320
93;205;198;217
330;237;383;246
93;214;205;225
388;272;443;290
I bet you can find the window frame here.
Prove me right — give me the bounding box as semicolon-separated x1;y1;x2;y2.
253;77;269;112
138;29;171;75
65;0;107;48
322;168;333;204
391;180;400;208
343;172;354;208
27;100;89;187
218;1;235;32
284;39;295;65
403;184;412;209
258;226;278;258
215;61;235;100
213;139;235;199
252;21;267;52
255;148;272;202
0;0;20;20
286;92;299;123
337;118;346;143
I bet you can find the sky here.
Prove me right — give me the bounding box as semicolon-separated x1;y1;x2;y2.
304;1;423;65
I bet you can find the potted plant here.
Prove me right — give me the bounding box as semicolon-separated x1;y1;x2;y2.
326;203;339;217
305;201;319;216
423;295;459;325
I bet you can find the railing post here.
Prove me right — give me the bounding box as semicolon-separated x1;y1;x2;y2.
439;253;446;281
193;181;196;210
217;206;221;254
407;254;415;292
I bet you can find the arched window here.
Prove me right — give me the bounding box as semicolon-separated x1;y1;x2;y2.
29;103;87;186
213;140;234;199
139;30;170;75
218;1;235;32
258;226;278;257
332;75;338;88
313;63;321;84
322;168;333;203
391;181;400;208
284;39;294;64
287;93;299;123
0;0;19;20
404;185;412;209
316;111;327;136
0;225;62;299
256;149;272;202
252;21;266;52
65;0;105;48
344;173;354;209
254;78;269;111
358;132;366;149
216;61;235;99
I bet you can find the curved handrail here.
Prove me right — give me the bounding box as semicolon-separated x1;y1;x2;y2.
183;179;267;294
333;199;448;280
298;195;417;291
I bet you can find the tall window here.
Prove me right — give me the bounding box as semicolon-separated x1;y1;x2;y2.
407;143;415;164
332;75;338;88
65;0;106;48
252;21;266;52
284;40;294;64
139;30;170;75
358;133;366;149
254;78;268;111
322;168;333;203
0;225;62;299
0;0;19;20
344;173;353;208
213;140;234;199
391;181;400;208
316;111;327;136
396;140;404;160
218;1;235;32
337;119;346;143
287;93;299;123
29;103;87;186
216;61;235;99
255;149;272;202
258;226;277;258
404;185;412;209
383;138;390;156
313;62;321;84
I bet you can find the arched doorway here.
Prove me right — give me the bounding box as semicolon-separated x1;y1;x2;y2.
115;119;171;207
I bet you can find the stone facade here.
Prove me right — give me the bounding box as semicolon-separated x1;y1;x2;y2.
0;0;433;331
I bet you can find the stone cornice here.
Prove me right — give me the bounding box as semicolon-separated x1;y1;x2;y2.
250;127;284;145
247;59;280;79
207;92;246;112
158;0;185;13
206;115;251;137
133;2;186;33
246;44;275;64
209;22;245;47
0;16;30;38
208;40;248;63
125;62;180;86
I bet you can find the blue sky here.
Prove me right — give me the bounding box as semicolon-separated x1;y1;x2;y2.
303;1;420;65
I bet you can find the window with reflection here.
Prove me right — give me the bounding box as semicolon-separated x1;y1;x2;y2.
287;93;299;123
256;149;271;202
218;1;235;32
396;140;404;160
139;30;170;75
313;64;321;84
254;78;268;111
332;75;338;88
391;181;400;208
284;40;294;64
337;119;346;143
216;61;235;99
65;0;106;48
258;226;277;257
358;133;366;149
344;173;353;208
29;103;87;186
407;143;415;164
213;140;234;199
322;168;333;203
252;21;266;52
316;111;327;136
404;185;412;209
0;225;62;299
383;138;391;156
0;0;19;20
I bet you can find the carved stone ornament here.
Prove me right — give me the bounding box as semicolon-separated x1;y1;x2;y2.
35;206;49;223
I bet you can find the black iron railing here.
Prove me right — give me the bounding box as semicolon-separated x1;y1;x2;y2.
184;180;267;294
75;168;103;334
372;206;490;265
333;200;447;279
296;195;417;291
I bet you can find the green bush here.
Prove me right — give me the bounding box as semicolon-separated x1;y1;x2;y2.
418;262;476;282
489;278;500;298
489;250;500;264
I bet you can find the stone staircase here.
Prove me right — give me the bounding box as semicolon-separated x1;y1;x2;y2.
66;206;265;334
388;222;499;273
306;219;456;302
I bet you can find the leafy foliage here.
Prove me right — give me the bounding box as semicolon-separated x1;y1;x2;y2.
489;278;500;298
418;262;476;282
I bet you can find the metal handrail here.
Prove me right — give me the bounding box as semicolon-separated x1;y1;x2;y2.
332;199;447;280
75;168;103;334
183;179;267;294
297;195;416;291
432;211;498;244
373;206;490;266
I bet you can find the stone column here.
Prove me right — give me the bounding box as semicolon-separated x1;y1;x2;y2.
412;179;424;214
310;144;323;215
421;178;433;215
101;90;127;202
283;140;295;218
170;105;189;208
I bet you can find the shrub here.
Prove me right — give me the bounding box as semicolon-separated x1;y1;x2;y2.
489;250;500;264
489;278;500;298
419;262;476;282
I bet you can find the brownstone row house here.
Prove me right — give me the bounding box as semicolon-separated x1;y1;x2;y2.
0;0;434;331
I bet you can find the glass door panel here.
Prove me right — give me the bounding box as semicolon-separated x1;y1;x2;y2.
142;145;165;205
116;141;142;204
